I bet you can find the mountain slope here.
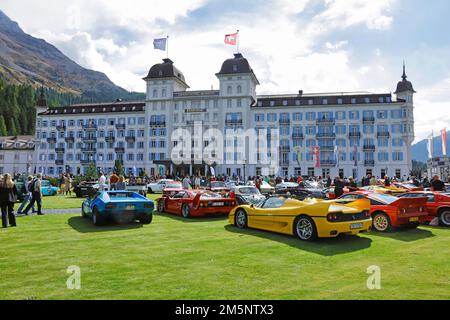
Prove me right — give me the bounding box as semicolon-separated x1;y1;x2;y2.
412;131;450;162
0;9;143;100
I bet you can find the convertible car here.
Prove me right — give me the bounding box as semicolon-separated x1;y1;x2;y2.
398;191;450;227
338;192;428;232
74;181;109;198
229;197;372;241
82;191;154;226
157;190;235;218
231;185;266;205
359;185;407;195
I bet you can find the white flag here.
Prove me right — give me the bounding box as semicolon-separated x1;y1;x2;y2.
427;132;434;159
153;38;167;51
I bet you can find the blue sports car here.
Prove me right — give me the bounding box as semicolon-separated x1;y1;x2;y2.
41;180;59;196
82;191;154;226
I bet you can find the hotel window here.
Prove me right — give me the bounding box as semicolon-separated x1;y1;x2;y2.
108;119;115;126
237;99;242;107
336;139;346;147
162;89;166;97
98;119;106;126
365;97;371;103
392;138;404;147
42;121;48;127
227;86;232;94
392;151;404;161
378;138;389;147
378;97;384;103
153;89;158;98
293;113;302;121
336;125;346;135
377;110;388;119
306;112;315;121
337;98;343;104
323;99;328;105
308;99;313;105
255;114;264;122
237;85;242;94
335;111;345;120
227;99;232;108
305;126;315;135
295;100;301;106
267;113;277;122
363;125;374;134
349;111;359;120
283;100;288;106
270;101;275;107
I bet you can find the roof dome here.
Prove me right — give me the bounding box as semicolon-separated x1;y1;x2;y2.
394;64;415;94
217;53;259;84
144;58;187;85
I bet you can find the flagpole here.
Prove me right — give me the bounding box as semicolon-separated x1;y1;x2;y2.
167;35;169;59
236;29;240;54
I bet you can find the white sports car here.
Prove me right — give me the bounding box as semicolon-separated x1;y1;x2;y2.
147;179;175;193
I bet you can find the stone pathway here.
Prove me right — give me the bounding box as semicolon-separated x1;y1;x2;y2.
16;208;80;216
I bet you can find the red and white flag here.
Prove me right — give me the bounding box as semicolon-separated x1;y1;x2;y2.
313;146;321;168
441;128;447;156
224;32;238;46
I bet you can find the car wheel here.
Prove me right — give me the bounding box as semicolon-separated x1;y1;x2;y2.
157;199;165;213
139;214;153;225
294;216;318;241
181;204;191;218
438;209;450;227
235;209;248;229
372;212;392;232
92;207;105;226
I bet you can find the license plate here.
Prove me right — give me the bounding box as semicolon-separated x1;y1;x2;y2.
350;223;364;230
212;202;224;207
409;217;419;222
125;205;135;211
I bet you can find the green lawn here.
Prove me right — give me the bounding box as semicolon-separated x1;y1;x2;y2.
0;209;449;300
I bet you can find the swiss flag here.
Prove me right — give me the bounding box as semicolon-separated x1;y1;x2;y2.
225;33;238;45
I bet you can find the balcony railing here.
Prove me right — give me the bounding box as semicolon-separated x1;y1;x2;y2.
55;160;64;166
377;132;391;138
320;146;335;152
115;123;126;130
363;117;375;124
316;132;336;139
125;136;136;143
349;132;361;139
55;148;65;154
225;120;243;126
279;146;291;152
46;137;57;144
65;136;75;143
292;133;304;140
365;160;375;167
149;121;166;127
316;118;336;125
80;159;95;165
115;147;125;154
279;160;290;166
83;137;97;143
83;123;98;130
81;147;97;153
279;119;291;126
321;160;337;167
56;125;66;132
363;145;376;152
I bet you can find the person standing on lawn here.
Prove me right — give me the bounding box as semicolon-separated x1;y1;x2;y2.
116;176;127;191
17;175;36;215
64;174;72;196
0;174;17;228
109;171;119;191
98;172;107;191
23;173;43;216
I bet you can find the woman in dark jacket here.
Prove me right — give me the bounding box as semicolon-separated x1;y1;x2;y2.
0;173;17;228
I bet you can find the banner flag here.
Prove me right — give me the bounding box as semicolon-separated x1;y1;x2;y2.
153;38;167;51
441;129;447;156
224;32;238;46
428;131;434;159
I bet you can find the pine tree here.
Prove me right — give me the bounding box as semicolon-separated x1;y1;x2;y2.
8;118;17;136
0;116;7;136
86;161;99;180
114;160;124;176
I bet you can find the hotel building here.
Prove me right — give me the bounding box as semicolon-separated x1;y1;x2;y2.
34;54;416;179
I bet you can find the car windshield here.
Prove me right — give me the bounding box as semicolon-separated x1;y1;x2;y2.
200;191;223;199
42;181;50;186
165;183;182;189
211;182;227;188
259;197;286;209
369;193;398;204
108;192;135;198
304;181;319;189
238;187;260;195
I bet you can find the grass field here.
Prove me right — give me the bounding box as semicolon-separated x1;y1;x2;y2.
1;203;449;300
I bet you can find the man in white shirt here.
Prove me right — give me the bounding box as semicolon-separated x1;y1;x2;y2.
98;172;107;191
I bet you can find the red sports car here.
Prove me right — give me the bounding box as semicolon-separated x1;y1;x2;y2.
338;192;428;232
157;190;235;218
391;182;423;192
398;191;450;227
207;181;230;193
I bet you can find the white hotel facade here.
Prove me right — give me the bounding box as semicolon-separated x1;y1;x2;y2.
34;54;416;179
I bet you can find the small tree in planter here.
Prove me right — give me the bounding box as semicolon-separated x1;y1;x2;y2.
86;161;99;181
114;160;124;176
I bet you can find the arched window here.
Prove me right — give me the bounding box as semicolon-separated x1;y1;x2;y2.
237;85;242;94
153;89;158;98
227;86;232;94
162;89;166;97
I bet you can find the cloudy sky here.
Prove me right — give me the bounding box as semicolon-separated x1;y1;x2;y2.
2;0;450;142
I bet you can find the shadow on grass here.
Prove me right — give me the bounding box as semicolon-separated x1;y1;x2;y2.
369;227;435;242
154;211;228;224
68;216;143;233
224;225;372;256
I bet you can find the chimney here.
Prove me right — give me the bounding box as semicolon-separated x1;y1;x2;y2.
298;90;303;96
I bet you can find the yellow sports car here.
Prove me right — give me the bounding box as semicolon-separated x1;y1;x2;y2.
229;197;372;241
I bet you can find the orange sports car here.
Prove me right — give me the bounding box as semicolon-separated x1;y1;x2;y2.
338;192;428;232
